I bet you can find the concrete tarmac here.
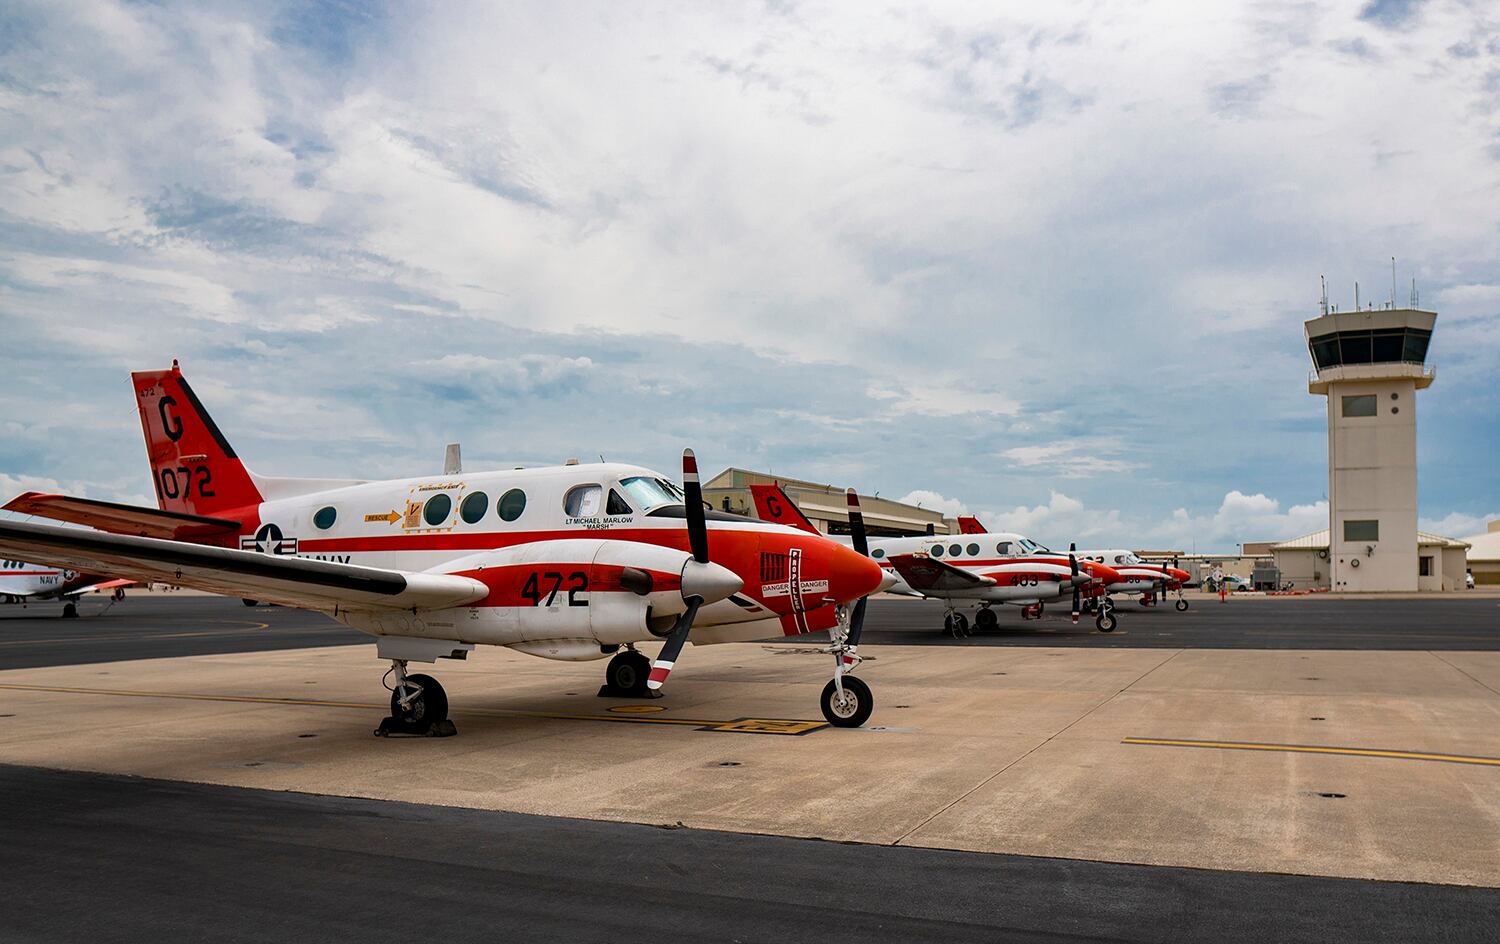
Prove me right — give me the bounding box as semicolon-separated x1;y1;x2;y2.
6;763;1495;944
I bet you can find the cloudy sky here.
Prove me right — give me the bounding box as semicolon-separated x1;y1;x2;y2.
2;0;1497;551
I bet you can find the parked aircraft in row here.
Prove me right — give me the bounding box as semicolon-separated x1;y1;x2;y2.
0;362;892;732
749;486;1125;634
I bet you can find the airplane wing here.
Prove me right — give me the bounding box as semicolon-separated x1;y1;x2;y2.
0;520;486;612
885;553;997;592
748;483;821;535
3;492;241;541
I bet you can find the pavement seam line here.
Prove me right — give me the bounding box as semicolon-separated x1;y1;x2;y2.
1426;651;1500;698
890;648;1185;847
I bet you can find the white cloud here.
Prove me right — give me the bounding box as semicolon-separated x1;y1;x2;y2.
1000;439;1140;478
896;489;968;517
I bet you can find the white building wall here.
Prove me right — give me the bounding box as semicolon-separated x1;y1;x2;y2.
1326;378;1419;592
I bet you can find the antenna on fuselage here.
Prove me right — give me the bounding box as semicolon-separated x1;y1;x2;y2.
443;443;462;475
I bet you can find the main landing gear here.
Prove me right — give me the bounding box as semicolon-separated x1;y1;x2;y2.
61;602;78;619
600;646;656;698
821;603;873;727
376;660;456;737
974;604;998;631
943;608;971;637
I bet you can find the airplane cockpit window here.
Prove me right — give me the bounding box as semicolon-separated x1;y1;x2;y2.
1115;554;1127;565
619;476;685;512
564;484;603;517
606;489;632;516
1018;538;1044;554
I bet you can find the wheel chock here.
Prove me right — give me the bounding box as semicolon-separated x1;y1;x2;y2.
374;717;458;738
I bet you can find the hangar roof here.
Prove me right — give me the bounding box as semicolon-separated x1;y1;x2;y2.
1460;521;1500;562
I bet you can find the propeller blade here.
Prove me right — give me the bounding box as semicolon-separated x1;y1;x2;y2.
845;489;869;557
647;598;702;690
682;448;708;564
845;489;871;648
1069;542;1079;577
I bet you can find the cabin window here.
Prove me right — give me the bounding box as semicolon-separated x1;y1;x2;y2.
497;489;527;522
966;543;980;556
606;489;632;516
564;484;602;517
949;544;962;556
930;545;944;557
996;542;1011;554
872;548;885;559
313;506;336;530
423;493;452;526
460;491;488;524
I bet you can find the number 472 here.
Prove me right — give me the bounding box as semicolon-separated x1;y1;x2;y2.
521;571;588;607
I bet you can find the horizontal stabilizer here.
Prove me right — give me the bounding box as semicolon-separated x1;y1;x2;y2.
0;520;486;612
4;492;241;541
886;553;997;592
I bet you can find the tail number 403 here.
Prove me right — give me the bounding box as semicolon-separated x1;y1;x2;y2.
522;571;588;607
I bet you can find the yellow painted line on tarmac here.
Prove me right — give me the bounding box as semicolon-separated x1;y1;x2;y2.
0;621;277;645
1123;737;1500;767
0;682;827;736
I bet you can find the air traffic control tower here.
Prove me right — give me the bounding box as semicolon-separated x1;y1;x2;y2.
1304;305;1435;591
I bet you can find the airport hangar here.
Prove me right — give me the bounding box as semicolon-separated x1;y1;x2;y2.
703;468;952;537
1462;518;1500;585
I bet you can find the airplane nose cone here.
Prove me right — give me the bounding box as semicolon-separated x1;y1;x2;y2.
680;559;743;605
829;544;885;602
1084;561;1122;584
1171;568;1192;585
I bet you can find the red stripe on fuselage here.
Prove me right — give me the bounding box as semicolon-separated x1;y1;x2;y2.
449;564;682;608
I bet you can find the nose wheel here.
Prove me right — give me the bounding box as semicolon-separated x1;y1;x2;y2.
821;676;872;727
1095;598;1118;633
1175;594;1189;611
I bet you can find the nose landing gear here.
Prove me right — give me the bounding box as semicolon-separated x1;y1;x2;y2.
822;603;873;727
1095;597;1118;633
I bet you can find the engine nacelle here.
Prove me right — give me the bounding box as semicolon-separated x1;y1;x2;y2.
428;539;735;647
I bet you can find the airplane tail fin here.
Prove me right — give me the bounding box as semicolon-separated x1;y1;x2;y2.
132;361;264;516
748;483;821;535
957;516;987;534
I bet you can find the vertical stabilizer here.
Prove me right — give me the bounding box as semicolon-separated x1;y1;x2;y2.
132;362;264;516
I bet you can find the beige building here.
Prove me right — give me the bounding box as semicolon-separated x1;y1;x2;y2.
1304;306;1437;591
1271;529;1470;592
703;468;949;537
1461;519;1500;585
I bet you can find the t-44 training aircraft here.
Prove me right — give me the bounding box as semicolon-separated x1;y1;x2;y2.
0;560;130;617
749;485;1124;635
0;362;891;732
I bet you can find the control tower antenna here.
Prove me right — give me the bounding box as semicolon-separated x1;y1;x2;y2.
1390;257;1397;309
1320;275;1329;316
1354;281;1360;311
1410;277;1418;308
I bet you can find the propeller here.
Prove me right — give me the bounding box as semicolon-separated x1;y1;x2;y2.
647;449;713;691
844;489;870;649
1069;542;1081;623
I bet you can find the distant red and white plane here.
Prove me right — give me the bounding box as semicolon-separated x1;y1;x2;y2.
749;486;1124;634
0;362;891;731
0;559;130;617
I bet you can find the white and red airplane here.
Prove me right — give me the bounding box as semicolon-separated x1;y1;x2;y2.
1077;549;1194;611
0;559;131;616
0;362;891;731
749;486;1124;634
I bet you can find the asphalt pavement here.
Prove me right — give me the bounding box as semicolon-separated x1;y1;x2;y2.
3;594;1497;671
5;763;1494;944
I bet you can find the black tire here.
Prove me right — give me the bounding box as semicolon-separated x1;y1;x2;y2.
390;673;448;725
820;676;873;728
62;602;78;619
242;599;258;607
1096;612;1117;633
1175;599;1189;612
606;650;652;696
975;607;998;630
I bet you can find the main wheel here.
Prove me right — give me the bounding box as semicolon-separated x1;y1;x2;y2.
975;607;998;630
62;602;78;619
390;673;448;725
1096;612;1117;633
820;676;873;728
242;599;258;607
606;650;652;696
1175;599;1189;612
